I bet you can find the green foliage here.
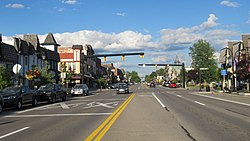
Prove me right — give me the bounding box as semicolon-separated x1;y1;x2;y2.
189;40;218;83
0;65;12;89
98;77;107;88
127;71;141;82
39;62;55;85
156;68;165;76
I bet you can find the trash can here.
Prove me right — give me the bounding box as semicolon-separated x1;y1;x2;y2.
206;86;210;92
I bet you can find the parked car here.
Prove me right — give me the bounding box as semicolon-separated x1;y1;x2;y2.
162;82;170;87
71;84;89;96
150;82;155;88
37;84;67;103
169;83;177;88
0;94;3;113
116;83;129;94
1;85;38;110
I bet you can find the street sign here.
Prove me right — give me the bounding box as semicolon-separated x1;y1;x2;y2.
221;70;227;75
12;64;22;74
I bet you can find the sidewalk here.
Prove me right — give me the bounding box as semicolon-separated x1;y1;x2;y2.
102;93;192;141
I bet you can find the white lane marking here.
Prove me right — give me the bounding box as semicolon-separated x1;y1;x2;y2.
192;93;250;107
83;101;118;109
0;127;30;139
177;95;182;97
4;113;112;118
60;103;70;109
16;102;60;114
139;95;153;97
194;101;206;106
152;93;166;108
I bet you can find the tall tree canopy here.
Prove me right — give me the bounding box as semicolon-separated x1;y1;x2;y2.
189;40;218;83
127;71;141;83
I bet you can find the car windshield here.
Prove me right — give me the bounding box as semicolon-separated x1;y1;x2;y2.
38;84;54;90
74;85;84;89
118;84;128;88
3;86;21;93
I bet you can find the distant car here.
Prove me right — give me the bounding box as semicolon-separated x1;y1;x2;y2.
0;94;3;113
71;84;89;96
1;85;38;110
162;82;170;87
169;83;177;88
116;83;129;94
37;84;67;103
150;82;155;88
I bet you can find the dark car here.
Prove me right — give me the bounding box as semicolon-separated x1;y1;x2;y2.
150;82;155;88
116;83;129;94
37;84;67;103
0;94;3;113
2;86;38;110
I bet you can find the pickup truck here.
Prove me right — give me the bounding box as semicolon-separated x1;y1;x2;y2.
1;85;38;110
37;84;67;103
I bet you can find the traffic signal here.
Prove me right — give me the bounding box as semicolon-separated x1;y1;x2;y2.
140;54;144;58
122;55;125;61
104;56;107;62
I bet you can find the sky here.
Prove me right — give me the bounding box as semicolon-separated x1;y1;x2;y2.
1;0;250;78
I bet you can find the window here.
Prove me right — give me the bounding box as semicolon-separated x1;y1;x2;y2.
25;56;28;65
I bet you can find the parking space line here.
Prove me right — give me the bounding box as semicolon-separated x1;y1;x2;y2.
16;102;61;114
0;127;30;139
191;93;250;107
177;95;182;97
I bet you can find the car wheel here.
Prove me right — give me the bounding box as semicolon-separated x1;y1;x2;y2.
16;99;22;110
50;95;56;103
86;90;89;96
32;97;38;107
62;94;67;101
0;104;3;113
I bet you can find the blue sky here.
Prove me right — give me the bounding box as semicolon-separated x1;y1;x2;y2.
1;0;250;77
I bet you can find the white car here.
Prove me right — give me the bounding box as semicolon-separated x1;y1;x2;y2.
71;84;89;96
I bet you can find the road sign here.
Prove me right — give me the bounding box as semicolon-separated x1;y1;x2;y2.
12;64;22;74
221;70;227;75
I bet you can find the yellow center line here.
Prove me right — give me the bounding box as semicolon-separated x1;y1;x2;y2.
85;94;135;141
94;94;135;140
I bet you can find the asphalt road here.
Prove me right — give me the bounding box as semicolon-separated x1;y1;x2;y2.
0;84;249;141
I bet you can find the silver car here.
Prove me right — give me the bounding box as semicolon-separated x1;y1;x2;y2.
71;84;89;96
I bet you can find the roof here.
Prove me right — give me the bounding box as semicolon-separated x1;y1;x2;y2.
72;45;83;50
0;43;17;63
23;34;40;51
41;32;60;46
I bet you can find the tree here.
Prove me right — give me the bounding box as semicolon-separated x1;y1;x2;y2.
156;68;165;76
189;40;218;83
39;62;55;86
127;71;141;83
0;65;12;89
98;77;107;88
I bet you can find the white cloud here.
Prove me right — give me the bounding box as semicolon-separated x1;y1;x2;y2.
58;8;64;12
158;14;239;51
37;30;155;52
114;13;126;17
5;4;25;8
220;1;240;7
62;0;77;5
